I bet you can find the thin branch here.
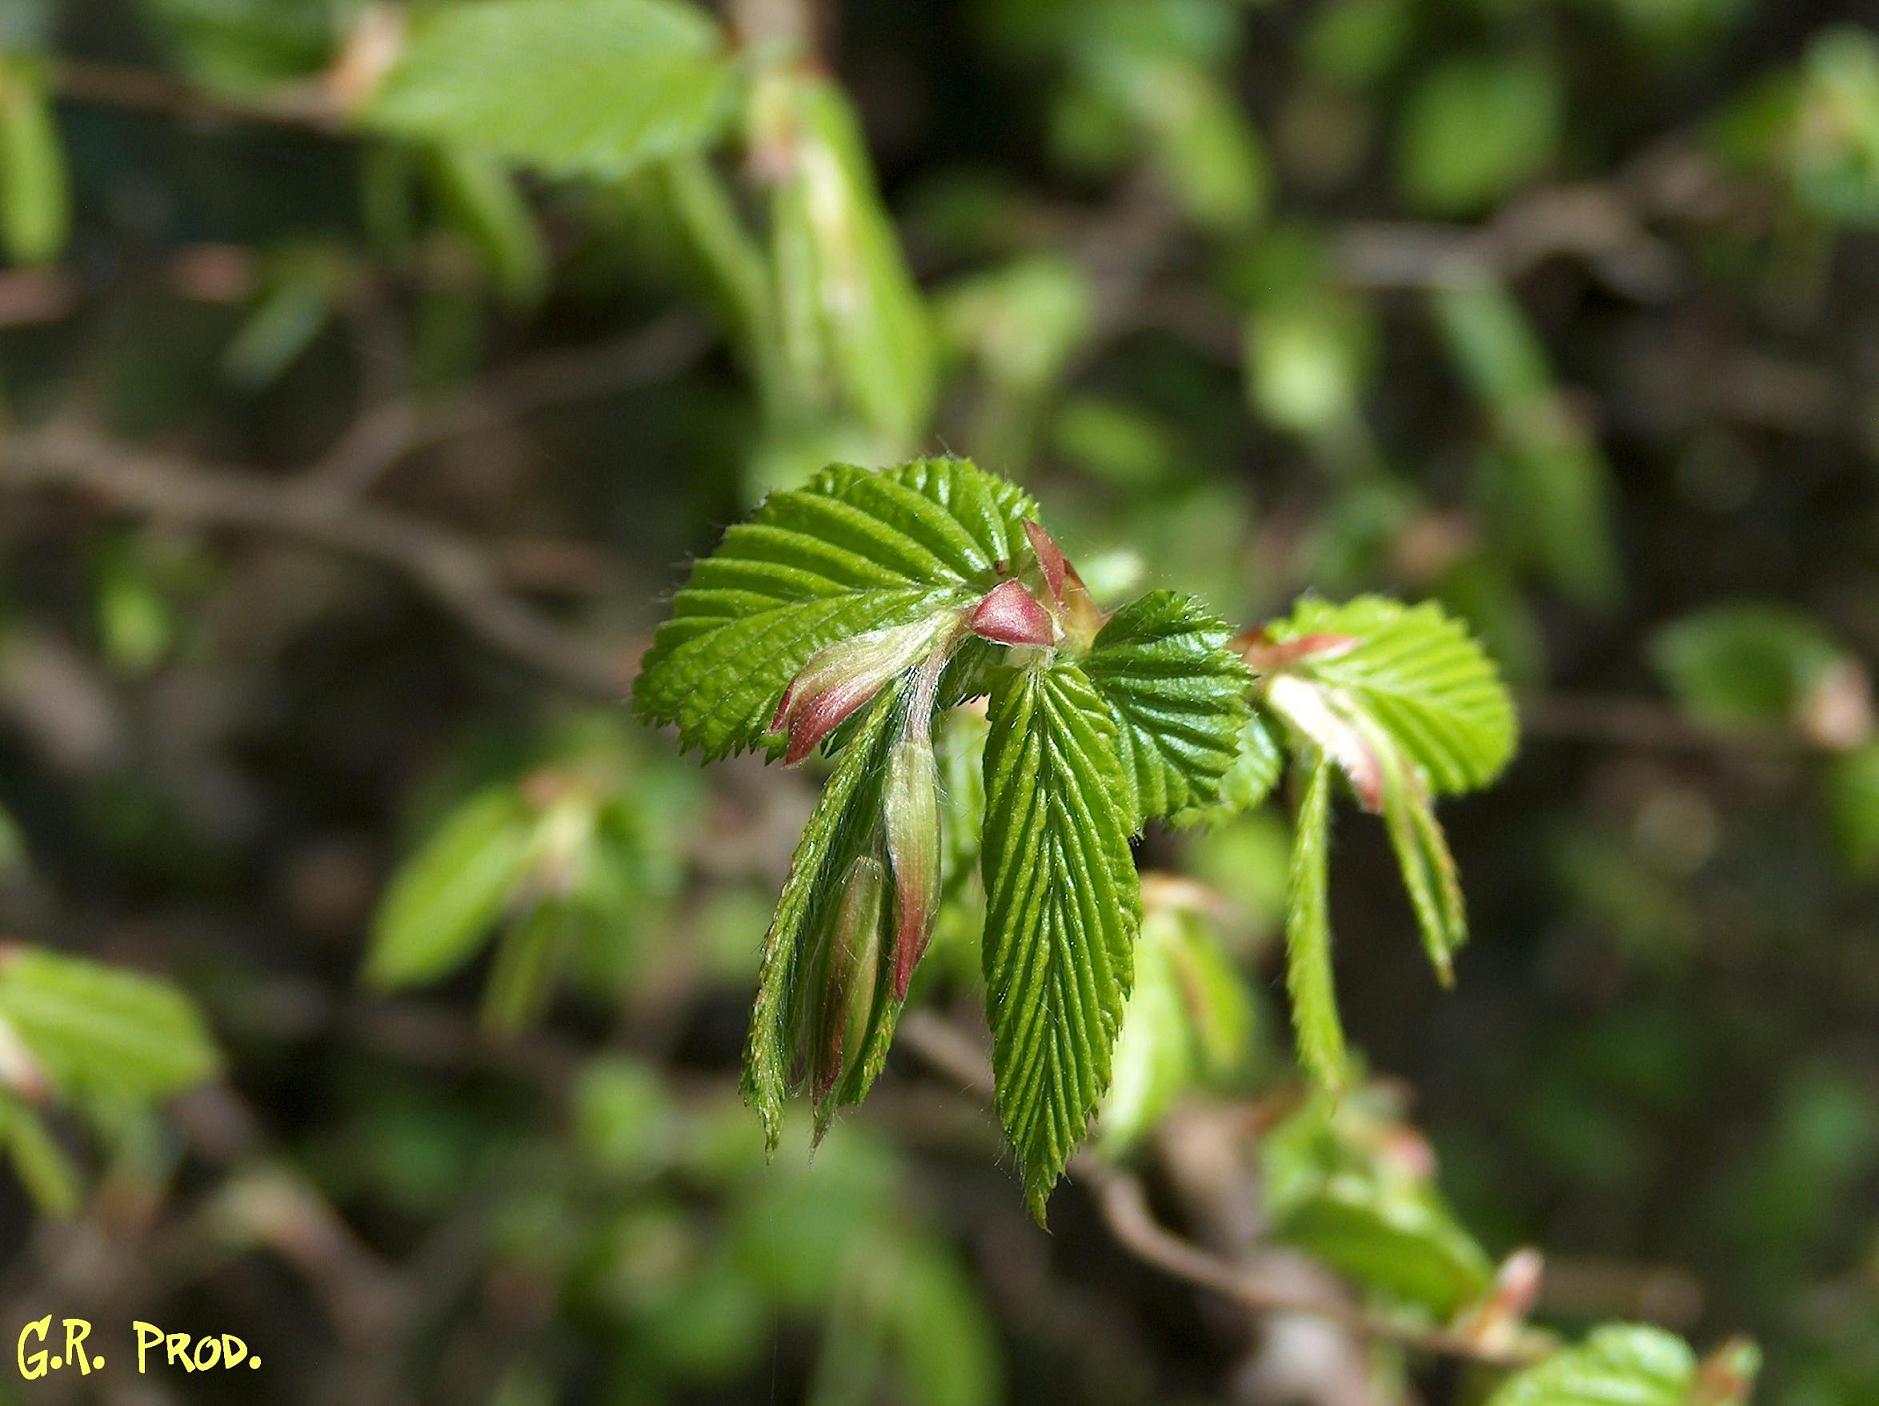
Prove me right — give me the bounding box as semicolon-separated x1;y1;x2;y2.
1520;693;1795;755
895;1013;1546;1370
50;56;345;134
1078;1161;1545;1368
3;423;630;699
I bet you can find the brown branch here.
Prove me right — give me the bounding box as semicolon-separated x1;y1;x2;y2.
1520;692;1796;755
3;422;631;699
50;57;346;134
896;1013;1546;1370
306;311;715;498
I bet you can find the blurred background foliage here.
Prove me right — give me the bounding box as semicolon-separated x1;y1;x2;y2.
0;0;1874;1402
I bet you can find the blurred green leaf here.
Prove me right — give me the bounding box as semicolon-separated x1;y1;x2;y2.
365;785;536;988
365;0;736;179
1486;1323;1696;1406
755;70;938;444
427;146;550;304
1397;56;1562;215
1650;603;1847;730
0;57;68;266
144;0;347;92
1826;742;1879;876
1;1096;80;1216
0;947;218;1099
1102;907;1256;1151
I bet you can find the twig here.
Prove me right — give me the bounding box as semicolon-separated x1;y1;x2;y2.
3;422;631;698
895;1013;1546;1369
51;56;345;133
1520;693;1794;755
306;312;715;498
1079;1161;1544;1368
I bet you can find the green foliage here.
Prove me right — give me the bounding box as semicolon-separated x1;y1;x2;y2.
1827;743;1879;876
365;725;681;1027
1284;756;1347;1087
636;459;1035;760
1263;595;1518;796
1083;591;1252;828
1650;603;1850;730
0;946;218;1099
0;1094;79;1217
142;0;347;92
1263;1092;1492;1316
0;57;68;266
1433;282;1617;606
1101;905;1257;1151
365;0;737;179
982;662;1141;1217
1397;55;1562;215
755;69;940;445
1485;1324;1696;1406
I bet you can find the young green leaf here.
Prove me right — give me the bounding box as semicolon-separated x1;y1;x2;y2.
1101;906;1256;1152
1180;708;1285;824
365;0;737;179
743;690;903;1147
981;663;1141;1219
636;459;1035;760
1827;742;1879;876
1485;1323;1697;1406
1272;1175;1491;1316
1374;738;1467;983
366;785;536;988
0;947;218;1099
0;1094;79;1217
753;70;938;444
1264;595;1517;794
0;58;69;266
1650;603;1849;731
1083;591;1253;829
1286;756;1347;1088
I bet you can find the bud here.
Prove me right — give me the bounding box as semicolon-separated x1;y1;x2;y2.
1021;520;1104;646
1692;1337;1761;1406
884;730;942;999
968;580;1056;647
1234;627;1359;673
813;854;886;1106
771;615;954;765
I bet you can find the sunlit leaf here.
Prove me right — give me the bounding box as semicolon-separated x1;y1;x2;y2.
1084;591;1253;829
636;459;1035;760
981;662;1140;1218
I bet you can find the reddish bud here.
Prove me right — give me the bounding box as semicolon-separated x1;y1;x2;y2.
770;616;954;765
1023;520;1068;605
969;580;1056;648
813;854;886;1106
1692;1337;1762;1406
884;733;942;999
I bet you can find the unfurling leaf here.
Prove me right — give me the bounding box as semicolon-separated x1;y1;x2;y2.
1285;756;1346;1088
1262;595;1517;794
635;459;1035;760
1084;592;1253;830
982;664;1140;1220
0;57;69;266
